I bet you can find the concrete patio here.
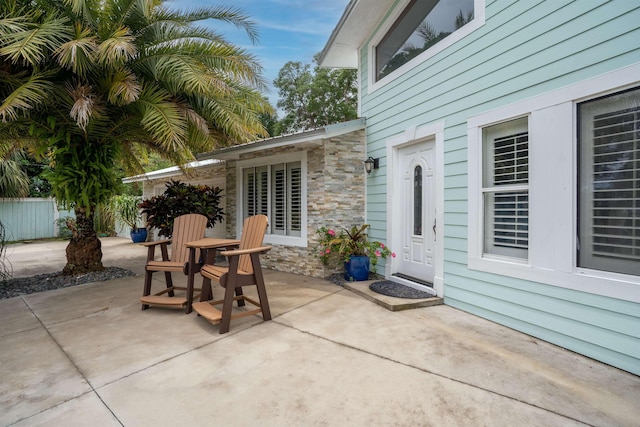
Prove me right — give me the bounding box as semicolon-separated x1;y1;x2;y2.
1;237;639;426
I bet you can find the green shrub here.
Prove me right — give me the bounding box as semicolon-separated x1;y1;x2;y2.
139;180;225;238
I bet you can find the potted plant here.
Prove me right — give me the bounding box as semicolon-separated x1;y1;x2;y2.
317;224;396;281
112;194;147;243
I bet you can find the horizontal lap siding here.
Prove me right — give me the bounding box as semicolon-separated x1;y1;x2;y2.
360;0;640;373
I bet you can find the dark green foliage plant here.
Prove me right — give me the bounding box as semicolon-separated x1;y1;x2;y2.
139;181;225;238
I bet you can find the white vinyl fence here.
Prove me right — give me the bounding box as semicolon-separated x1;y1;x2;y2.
0;198;75;242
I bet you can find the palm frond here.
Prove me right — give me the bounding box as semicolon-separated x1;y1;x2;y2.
135;85;188;152
54;22;98;76
155;5;259;45
105;67;141;105
0;154;30;198
197;88;270;144
98;25;137;66
0;16;29;37
137;21;227;47
67;82;96;130
0;15;72;65
64;0;100;27
0;73;54;121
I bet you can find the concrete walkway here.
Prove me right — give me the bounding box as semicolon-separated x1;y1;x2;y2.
1;238;639;426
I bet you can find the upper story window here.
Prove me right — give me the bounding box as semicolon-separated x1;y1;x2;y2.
375;0;475;81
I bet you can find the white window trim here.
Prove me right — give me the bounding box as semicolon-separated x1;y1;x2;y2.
236;152;308;247
368;0;485;94
468;63;640;303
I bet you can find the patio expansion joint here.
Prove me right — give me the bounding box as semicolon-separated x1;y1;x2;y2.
18;295;126;427
271;318;599;427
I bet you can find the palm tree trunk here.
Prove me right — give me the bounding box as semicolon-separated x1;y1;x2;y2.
63;206;104;274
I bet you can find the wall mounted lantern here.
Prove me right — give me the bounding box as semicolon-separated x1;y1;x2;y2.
364;156;379;174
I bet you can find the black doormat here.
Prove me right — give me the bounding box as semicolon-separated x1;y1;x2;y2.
369;281;433;299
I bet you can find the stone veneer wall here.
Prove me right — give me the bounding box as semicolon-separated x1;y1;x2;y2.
137;129;365;279
225;129;365;278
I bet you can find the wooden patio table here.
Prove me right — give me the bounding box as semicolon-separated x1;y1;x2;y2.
183;238;240;313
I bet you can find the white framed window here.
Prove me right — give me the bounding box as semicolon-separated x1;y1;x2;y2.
369;0;485;91
577;87;640;276
237;153;307;246
468;63;640;303
482;117;529;259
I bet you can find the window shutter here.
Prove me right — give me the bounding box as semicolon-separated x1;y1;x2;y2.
242;160;304;238
257;167;269;216
579;88;640;275
272;164;286;235
492;131;529;251
288;163;302;236
244;169;256;217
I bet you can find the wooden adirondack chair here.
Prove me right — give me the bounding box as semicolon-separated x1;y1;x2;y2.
192;214;272;333
140;213;208;312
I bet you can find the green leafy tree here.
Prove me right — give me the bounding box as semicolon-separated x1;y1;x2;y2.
274;54;357;133
0;0;272;274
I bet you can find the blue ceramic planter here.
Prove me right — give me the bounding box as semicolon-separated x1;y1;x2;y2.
130;228;147;243
344;255;370;281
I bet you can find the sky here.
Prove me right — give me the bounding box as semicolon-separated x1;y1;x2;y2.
168;0;351;110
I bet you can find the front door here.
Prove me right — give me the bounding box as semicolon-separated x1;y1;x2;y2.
394;140;436;284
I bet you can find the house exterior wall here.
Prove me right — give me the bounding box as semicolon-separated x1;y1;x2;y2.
138;130;366;278
226;130;366;277
357;0;640;374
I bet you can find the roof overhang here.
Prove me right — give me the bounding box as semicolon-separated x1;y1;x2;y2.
122;159;223;183
318;0;395;69
197;118;366;161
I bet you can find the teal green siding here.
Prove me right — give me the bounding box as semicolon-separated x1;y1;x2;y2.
0;198;73;241
360;0;640;374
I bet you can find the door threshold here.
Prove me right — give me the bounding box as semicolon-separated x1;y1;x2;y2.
392;273;434;288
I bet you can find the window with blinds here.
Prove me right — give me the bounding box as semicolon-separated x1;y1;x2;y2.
243;161;302;237
244;167;268;217
482;117;529;259
578;87;640;276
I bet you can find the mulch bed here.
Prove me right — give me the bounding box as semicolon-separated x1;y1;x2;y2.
0;267;135;299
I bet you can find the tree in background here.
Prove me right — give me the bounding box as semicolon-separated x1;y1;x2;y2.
273;54;357;133
0;0;272;274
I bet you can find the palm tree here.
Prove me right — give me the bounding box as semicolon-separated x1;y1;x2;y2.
0;153;30;198
0;0;272;274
